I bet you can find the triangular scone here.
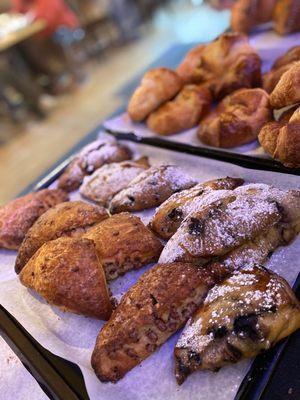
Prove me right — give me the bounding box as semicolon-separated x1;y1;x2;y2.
174;265;300;384
20;237;112;320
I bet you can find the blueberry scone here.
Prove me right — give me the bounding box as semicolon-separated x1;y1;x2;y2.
80;157;150;206
15;201;109;274
109;165;196;213
174;265;300;384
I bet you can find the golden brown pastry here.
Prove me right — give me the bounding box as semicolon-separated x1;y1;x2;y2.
174;265;300;384
198;88;272;148
57;138;132;192
231;0;276;33
146;85;212;135
127;68;182;122
150;177;244;240
84;213;163;280
79;157;150;206
91;261;229;383
20;237;112;320
177;45;205;84
273;46;300;70
0;189;68;250
259;106;300;168
273;0;300;35
15;201;109;274
269;62;300;109
177;33;261;99
109;165;196;213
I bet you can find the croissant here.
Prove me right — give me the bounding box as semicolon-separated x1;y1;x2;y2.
146;85;212;135
197;88;272;148
91;261;229;383
15;201;109;274
0;189;68;250
269;62;300;109
174;265;300;384
20;237;112;320
273;0;300;35
176;45;205;84
127;68;182;122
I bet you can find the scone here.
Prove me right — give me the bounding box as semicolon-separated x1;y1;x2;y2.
15;201;109;274
146;85;212;135
109;165;196;213
83;213;163;280
198;88;272;148
269;62;300;109
150;177;244;239
127;68;182;122
20;237;112;320
91;261;229;383
80;157;150;206
176;45;205;84
174;265;300;384
273;0;300;35
58;138;132;192
0;189;68;250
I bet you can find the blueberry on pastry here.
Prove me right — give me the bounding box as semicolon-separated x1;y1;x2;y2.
150;177;244;240
127;68;182;122
109;165;196;213
269;62;300;109
0;189;68;250
80;157;150;206
15;201;109;274
91;261;229;383
84;213;163;280
19;237;112;320
58;138;132;192
174;265;300;384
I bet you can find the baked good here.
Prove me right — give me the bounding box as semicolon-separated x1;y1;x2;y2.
0;189;68;250
174;265;300;384
91;261;229;383
58;138;132;192
273;46;300;69
127;68;182;122
15;201;109;274
176;45;205;84
80;157;150;205
198;88;272;148
84;213;163;280
259;106;300;168
150;177;244;239
146;85;212;135
109;165;196;213
177;33;261;99
269;62;300;109
273;0;300;35
20;237;112;320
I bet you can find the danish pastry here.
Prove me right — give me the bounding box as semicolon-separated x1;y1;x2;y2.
127;68;182;122
174;265;300;384
80;158;150;206
20;237;112;320
269;62;300;109
15;201;109;274
83;213;163;280
146;85;212;135
198;88;272;148
109;165;196;213
0;189;68;250
273;0;300;35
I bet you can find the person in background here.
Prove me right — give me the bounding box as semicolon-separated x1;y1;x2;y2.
11;0;82;93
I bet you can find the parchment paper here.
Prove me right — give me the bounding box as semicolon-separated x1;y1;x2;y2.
0;138;299;400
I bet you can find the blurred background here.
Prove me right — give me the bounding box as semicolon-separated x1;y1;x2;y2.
0;0;232;203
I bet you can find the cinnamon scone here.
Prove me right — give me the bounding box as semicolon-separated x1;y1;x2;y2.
269;62;300;109
109;165;196;213
0;189;68;250
197;88;272;148
84;213;163;280
146;85;212;135
174;265;300;384
15;201;109;274
80;157;150;206
176;45;205;84
273;0;300;35
127;68;182;122
58;138;132;192
20;237;112;320
150;177;244;240
91;261;229;383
